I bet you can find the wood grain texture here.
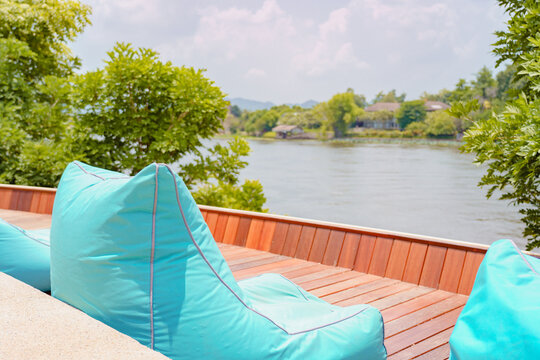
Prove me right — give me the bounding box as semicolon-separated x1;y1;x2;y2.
222;216;240;245
385;240;411;280
308;228;331;263
294;226;317;260
0;189;12;209
337;233;361;269
457;251;484;295
322;230;345;266
368;237;394;277
258;221;277;251
205;212;219;236
353;234;376;273
269;222;289;254
234;217;251;247
439;248;466;293
281;224;302;257
245;219;264;249
402;243;428;284
419;245;447;288
213;214;229;243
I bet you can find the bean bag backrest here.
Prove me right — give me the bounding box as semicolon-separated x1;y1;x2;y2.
51;161;386;359
449;239;540;359
0;218;50;291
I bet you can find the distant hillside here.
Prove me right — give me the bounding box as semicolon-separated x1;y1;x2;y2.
228;97;318;111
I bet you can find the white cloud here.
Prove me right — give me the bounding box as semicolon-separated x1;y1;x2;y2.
245;68;267;79
72;0;508;103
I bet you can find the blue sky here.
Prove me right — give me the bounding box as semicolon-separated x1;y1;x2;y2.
71;0;508;104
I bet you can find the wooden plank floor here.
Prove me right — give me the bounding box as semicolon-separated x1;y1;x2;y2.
3;209;463;359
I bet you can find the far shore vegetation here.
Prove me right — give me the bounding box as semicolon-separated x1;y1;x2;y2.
224;64;523;142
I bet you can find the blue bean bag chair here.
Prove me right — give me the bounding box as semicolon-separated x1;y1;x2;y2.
51;161;386;360
449;239;540;359
0;218;50;291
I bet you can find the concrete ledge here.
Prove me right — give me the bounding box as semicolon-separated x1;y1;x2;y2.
0;273;169;359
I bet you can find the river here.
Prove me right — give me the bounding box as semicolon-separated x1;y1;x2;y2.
218;139;525;249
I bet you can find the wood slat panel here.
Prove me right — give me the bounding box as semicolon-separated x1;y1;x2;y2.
222;216;240;245
29;192;42;213
258;221;276;252
385;240;411;280
457;251;484;295
294;226;317;260
419;245;447;288
281;224;302;257
9;190;21;210
384;295;467;338
439;249;467;293
0;189;12;209
329;278;400;306
288;267;348;284
353;234;376;273
38;193;54;214
245;219;264;249
381;290;454;323
322;230;345;266
368;237;394;277
402;243;428;284
339;282;415;307
388;328;452;360
234;217;251;247
337;233;360;269
413;343;450;360
213;214;229;243
310;275;377;298
307;228;331;263
298;271;359;290
269;222;289;254
369;286;434;311
385;306;464;356
205;212;219;235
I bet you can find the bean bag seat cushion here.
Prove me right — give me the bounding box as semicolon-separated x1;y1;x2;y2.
51;161;386;360
449;239;540;359
0;218;50;291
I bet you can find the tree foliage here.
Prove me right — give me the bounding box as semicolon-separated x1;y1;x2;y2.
457;0;540;249
425;111;457;138
396;100;426;129
324;92;363;137
0;1;267;212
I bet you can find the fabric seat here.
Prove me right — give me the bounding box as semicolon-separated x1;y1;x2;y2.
449;239;540;359
0;218;50;291
51;161;386;360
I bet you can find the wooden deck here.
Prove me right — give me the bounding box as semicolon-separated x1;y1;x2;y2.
2;208;465;359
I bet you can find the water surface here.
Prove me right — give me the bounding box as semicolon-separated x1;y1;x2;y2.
227;139;524;248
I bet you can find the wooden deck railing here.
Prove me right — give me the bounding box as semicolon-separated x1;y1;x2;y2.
1;183;538;296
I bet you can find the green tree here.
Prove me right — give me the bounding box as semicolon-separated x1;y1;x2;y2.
72;43;265;211
0;0;91;184
425;111;457;138
372;89;406;103
324;92;363;137
405;121;427;137
230;105;242;117
347;88;367;108
472;66;496;99
396;100;426;129
456;0;540;249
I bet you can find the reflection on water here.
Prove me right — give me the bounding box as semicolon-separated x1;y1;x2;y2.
221;139;524;248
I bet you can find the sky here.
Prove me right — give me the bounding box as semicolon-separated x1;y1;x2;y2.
71;0;508;104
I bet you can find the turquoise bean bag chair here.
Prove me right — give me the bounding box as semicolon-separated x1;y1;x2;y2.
51;161;386;360
0;218;50;291
449;239;540;359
